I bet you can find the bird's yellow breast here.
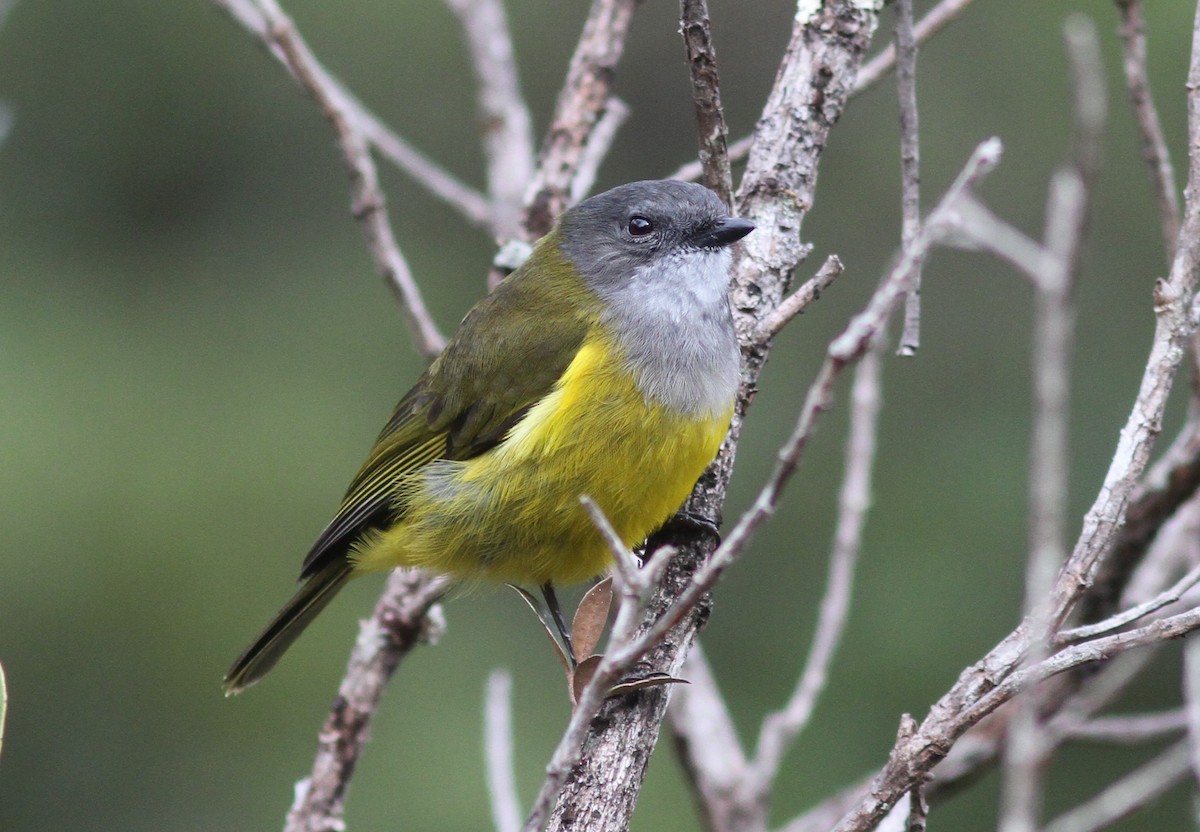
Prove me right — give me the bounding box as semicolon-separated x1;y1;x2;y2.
351;336;733;585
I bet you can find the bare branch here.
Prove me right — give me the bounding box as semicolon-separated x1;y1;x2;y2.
485;670;522;832
756;255;845;343
521;0;640;237
854;0;976;95
0;657;7;763
285;570;449;832
1082;421;1200;621
569;97;630;206
1045;0;1200;636
1061;709;1187;743
835;603;1200;832
894;0;922;356
443;0;535;238
669;643;754;832
906;779;930;832
748;340;883;788
580;496;647;600
1059;561;1200;643
668;135;751;184
209;0;493;233
1041;741;1191;832
355;106;495;231
1115;0;1181;262
214;0;448;359
680;0;733;206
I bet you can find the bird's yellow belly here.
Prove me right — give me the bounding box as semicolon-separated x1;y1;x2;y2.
352;341;733;586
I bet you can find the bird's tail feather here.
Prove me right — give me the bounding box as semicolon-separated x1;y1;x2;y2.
223;560;353;695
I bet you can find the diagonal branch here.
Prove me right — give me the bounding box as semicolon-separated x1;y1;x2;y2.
210;0;493;234
747;336;884;790
213;0;447;358
285;570;449;832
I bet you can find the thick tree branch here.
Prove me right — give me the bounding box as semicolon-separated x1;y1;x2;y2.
668;0;976;185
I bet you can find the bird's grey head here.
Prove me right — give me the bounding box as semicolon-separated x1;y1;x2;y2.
556;180;753;416
557;180;754;298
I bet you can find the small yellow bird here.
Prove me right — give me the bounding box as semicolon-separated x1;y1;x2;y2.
224;180;753;693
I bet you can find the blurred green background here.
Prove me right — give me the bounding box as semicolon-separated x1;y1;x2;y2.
1;0;1197;829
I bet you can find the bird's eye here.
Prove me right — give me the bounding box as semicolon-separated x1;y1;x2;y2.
627;215;655;237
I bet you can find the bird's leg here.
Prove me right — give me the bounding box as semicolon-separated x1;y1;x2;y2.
540;582;577;669
653;510;722;546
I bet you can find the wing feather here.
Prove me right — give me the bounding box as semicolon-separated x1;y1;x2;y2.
298;239;598;580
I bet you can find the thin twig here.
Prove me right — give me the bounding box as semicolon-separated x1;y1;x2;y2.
580;496;647;599
1059;561;1200;643
748;339;883;787
485;670;522;832
756;255;846;343
894;0;922;356
521;0;640;237
569;97;630;206
1116;0;1181;263
443;0;535;238
680;0;733;206
1042;740;1191;832
217;0;447;359
209;0;493;233
285;570;449;832
1061;709;1188;743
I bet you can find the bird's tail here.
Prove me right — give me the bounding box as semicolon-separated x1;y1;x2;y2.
223;560;353;695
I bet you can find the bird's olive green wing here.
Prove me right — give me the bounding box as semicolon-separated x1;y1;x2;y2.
299;252;598;580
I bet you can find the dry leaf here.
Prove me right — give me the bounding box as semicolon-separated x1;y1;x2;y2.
571;578;613;660
570;654;603;706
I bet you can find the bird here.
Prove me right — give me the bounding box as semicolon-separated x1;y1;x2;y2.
223;179;754;694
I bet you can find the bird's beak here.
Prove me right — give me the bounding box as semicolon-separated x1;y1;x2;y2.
693;217;755;249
